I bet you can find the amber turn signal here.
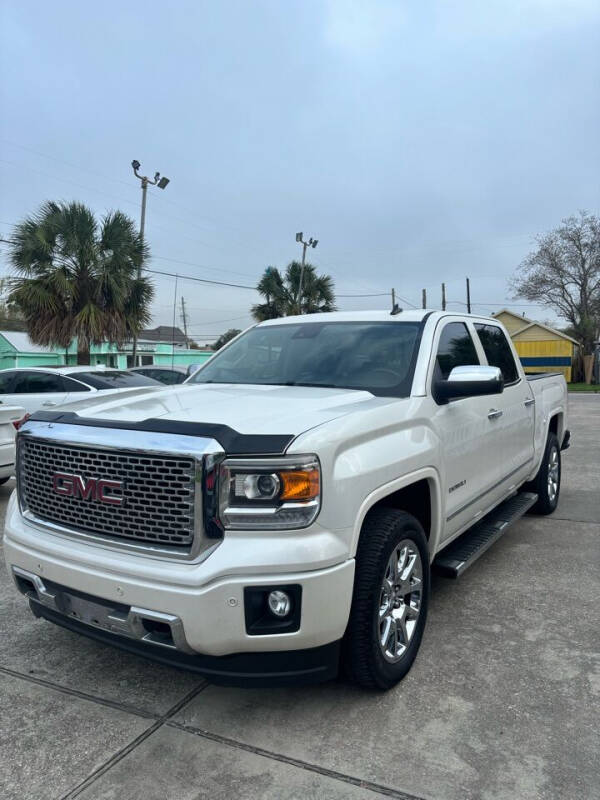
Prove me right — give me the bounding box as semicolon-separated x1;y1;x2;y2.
279;469;320;501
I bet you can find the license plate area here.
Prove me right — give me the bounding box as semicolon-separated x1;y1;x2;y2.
12;566;193;653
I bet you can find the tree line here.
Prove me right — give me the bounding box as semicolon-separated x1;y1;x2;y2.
3;200;599;363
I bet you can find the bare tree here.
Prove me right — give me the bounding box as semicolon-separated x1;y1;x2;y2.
511;212;600;354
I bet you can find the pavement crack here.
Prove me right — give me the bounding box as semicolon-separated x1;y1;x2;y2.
167;719;428;800
60;719;163;800
58;680;209;800
0;664;157;720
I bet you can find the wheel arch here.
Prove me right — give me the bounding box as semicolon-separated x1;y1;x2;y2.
350;468;443;561
547;411;563;442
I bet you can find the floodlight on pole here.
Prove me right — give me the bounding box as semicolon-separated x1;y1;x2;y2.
130;159;171;364
295;231;319;314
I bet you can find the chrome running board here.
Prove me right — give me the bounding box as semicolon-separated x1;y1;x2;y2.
434;492;538;578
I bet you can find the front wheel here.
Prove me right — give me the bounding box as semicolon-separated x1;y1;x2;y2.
526;431;561;515
342;509;430;690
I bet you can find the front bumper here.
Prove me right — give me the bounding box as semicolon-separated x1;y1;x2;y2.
28;598;340;686
4;493;354;683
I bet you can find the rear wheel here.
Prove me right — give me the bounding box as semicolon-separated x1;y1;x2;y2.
527;432;561;515
342;509;430;690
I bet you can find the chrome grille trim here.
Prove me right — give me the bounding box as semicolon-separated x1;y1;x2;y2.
17;420;224;561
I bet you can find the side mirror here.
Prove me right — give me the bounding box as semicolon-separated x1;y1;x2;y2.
434;365;503;404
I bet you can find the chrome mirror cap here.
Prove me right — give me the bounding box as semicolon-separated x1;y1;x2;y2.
447;365;503;383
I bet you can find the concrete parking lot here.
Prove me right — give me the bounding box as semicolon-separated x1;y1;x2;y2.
1;393;598;800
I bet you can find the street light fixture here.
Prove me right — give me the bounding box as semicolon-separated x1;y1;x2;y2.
295;232;319;314
130;159;170;363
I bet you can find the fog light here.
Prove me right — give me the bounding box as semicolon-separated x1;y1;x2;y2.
268;590;291;618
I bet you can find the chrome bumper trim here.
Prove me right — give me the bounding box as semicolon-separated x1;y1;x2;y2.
12;566;194;654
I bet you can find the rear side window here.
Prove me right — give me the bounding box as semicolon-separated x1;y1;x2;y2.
62;377;92;392
435;322;480;380
74;370;160;388
150;369;185;385
474;324;519;384
11;371;64;393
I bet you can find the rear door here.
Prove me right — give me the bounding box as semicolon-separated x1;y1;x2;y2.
429;320;505;540
1;370;68;414
473;323;534;488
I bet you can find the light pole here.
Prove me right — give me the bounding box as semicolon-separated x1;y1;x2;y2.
295;232;318;314
130;159;170;364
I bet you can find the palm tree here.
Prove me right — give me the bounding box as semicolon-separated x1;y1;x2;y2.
251;261;335;321
8;201;153;364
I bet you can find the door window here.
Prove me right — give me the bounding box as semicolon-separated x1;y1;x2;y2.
435;322;480;380
11;371;64;393
62;377;92;392
474;324;519;384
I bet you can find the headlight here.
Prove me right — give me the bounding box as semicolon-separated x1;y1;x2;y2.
218;455;321;530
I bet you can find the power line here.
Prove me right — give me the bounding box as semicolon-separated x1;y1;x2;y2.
0;138;254;238
143;266;256;291
336;292;389;298
152;254;259;280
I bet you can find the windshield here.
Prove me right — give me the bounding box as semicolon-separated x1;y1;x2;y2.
74;371;161;389
189;321;422;396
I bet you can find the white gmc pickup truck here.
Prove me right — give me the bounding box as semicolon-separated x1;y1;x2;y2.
4;311;569;689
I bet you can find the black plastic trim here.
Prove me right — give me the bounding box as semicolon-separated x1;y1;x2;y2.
244;584;302;635
561;429;571;451
29;600;340;687
525;372;562;381
28;410;294;456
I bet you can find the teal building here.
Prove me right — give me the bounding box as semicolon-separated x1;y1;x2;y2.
0;328;213;371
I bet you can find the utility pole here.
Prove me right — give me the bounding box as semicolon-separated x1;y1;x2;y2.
466;277;471;313
422;288;427;309
295;232;318;314
131;160;170;364
180;297;189;346
441;283;446;311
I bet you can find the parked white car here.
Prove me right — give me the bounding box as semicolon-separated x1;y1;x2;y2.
0;366;160;415
0;404;27;484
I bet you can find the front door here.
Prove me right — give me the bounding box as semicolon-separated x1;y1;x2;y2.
428;320;505;540
2;370;68;414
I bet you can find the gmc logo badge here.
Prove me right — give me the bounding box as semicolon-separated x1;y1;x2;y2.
52;473;124;506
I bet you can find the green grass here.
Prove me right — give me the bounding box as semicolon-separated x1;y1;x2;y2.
567;383;600;392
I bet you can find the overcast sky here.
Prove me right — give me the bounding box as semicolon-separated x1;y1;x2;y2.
1;0;599;340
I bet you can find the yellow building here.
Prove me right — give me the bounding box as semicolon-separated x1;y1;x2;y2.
492;309;580;383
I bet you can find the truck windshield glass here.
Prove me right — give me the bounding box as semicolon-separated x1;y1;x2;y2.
190;321;422;396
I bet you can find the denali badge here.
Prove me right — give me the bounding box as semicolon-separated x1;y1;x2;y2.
52;472;124;506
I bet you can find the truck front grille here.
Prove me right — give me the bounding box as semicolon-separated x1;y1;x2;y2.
18;438;196;548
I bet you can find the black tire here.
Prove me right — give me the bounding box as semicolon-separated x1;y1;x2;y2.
0;477;10;485
526;431;561;515
342;508;430;690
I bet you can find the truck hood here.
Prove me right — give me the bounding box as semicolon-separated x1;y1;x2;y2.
53;382;395;437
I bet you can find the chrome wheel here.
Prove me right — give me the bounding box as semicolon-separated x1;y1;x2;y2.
378;540;423;663
547;446;559;502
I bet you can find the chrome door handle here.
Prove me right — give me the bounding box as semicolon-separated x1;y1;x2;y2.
42;401;57;407
488;409;503;419
524;398;535;407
